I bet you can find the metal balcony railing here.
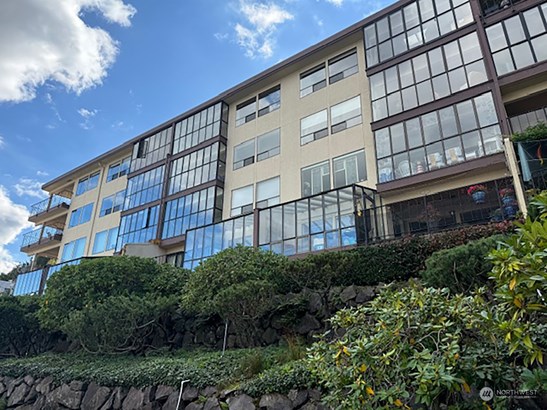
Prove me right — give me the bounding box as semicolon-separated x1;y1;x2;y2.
21;227;63;248
30;195;71;217
480;0;524;17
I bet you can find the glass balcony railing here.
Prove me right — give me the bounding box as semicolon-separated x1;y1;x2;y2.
21;227;63;248
30;195;71;217
480;0;524;17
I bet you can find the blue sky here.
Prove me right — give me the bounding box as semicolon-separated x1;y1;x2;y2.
0;0;392;272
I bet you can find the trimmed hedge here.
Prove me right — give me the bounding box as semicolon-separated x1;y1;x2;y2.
420;235;503;293
277;222;513;293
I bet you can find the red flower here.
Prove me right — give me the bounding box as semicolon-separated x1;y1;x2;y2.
467;185;487;196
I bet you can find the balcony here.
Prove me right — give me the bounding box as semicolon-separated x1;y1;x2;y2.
28;195;71;228
480;0;524;17
20;226;63;257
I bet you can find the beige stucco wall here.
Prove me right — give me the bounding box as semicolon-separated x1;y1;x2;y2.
55;150;131;260
223;33;376;220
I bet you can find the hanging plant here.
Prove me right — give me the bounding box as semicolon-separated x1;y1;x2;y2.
467;184;487;204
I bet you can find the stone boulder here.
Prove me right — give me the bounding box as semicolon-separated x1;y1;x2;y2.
7;382;30;407
339;285;357;303
228;394;256;410
122;387;145;410
258;393;293;410
51;384;84;409
81;382;111;410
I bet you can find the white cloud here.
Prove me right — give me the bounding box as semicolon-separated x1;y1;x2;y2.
0;0;136;103
0;186;32;273
78;108;98;119
313;15;324;27
214;32;229;41
13;178;48;199
235;1;294;59
325;0;344;6
36;170;49;177
0;135;4;149
78;107;98;129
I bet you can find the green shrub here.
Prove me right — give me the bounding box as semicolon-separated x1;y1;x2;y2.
278;222;514;293
182;246;289;346
241;360;315;397
182;246;288;316
421;235;503;293
489;190;547;365
0;346;297;390
511;122;547;142
0;296;55;358
39;256;188;354
307;283;515;409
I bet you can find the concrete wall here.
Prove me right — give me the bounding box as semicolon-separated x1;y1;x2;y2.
223;32;376;220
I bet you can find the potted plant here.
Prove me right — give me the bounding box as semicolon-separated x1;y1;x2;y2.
498;187;515;204
467;184;487;204
499;187;517;218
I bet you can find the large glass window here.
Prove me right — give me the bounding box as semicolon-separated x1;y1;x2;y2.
162;186;223;239
258;186;371;256
68;203;93;228
328;49;359;84
173;102;228;155
92;227;118;254
370;32;487;121
169;142;225;195
99;190;125;217
231;185;253;216
256;177;280;209
258;86;281;117
117;206;159;251
302;161;330;196
233;140;255;170
330;96;362;133
257;128;280;161
183;213;254;269
125;166;164;210
233;129;280;170
107;157;131;182
301;110;328;145
364;0;473;67
487;5;547;76
333;150;366;188
13;269;43;296
131;127;172;172
61;237;86;262
236;98;256;127
300;64;326;97
75;172;100;196
375;92;502;183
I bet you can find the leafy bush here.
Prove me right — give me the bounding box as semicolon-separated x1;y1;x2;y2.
0;296;56;358
511;122;547;142
308;283;515;409
421;235;503;293
39;256;188;354
182;246;288;345
489;191;547;365
241;360;315;397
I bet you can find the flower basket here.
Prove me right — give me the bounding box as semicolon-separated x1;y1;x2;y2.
467;185;487;204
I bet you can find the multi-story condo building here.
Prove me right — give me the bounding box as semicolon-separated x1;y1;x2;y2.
14;0;547;294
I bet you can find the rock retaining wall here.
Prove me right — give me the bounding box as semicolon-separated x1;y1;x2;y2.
173;285;379;349
0;375;328;410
